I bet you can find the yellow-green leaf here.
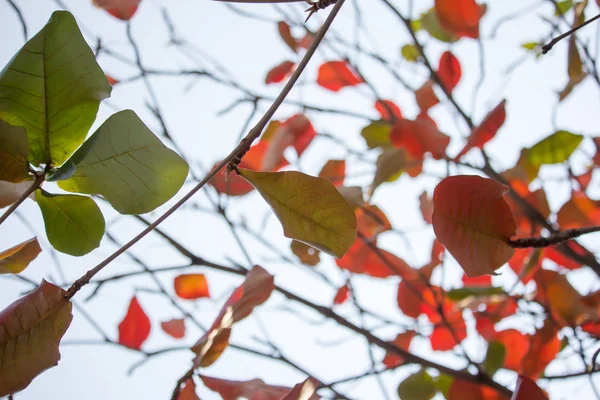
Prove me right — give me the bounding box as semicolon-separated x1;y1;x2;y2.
361;121;393;149
397;369;437;400
239;170;357;258
56;110;189;214
0;11;111;166
527;130;583;166
0;280;73;397
0;238;41;274
421;8;459;43
401;44;421;62
36;189;105;256
0;120;30;183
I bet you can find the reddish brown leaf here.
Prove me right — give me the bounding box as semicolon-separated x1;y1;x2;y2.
415;80;440;111
161;319;185;339
512;376;548;400
462;274;491;286
419;191;434;224
557;191;600;229
281;377;320;400
118;296;151;350
93;0;140;20
177;379;200;400
520;320;561;379
432;175;516;277
0;237;42;274
375;100;403;122
0;280;72;397
438;51;462;92
430;321;467;351
337;241;412;278
265;61;295;84
435;0;485;39
391;117;450;160
278;21;297;52
382;331;415;368
317;61;364;92
448;379;485;400
318;159;345;187
263;115;316;169
456;100;506;159
291;240;321;266
356;204;392;238
200;375;293;400
174;274;210;300
333;284;350;305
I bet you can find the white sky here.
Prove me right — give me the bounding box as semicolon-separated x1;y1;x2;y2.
1;0;600;399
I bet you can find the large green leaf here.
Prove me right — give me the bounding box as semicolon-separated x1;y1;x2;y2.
527;130;583;166
0;120;30;182
239;169;357;258
397;369;438;400
35;189;105;256
56;110;189;214
0;280;73;397
0;11;111;166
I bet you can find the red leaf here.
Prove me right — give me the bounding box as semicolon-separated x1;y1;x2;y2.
93;0;140;20
448;379;485;400
318;160;345;187
415;80;440;111
557;191;600;229
333;284;350;305
456;100;506;159
419;191;434;224
382;331;415;368
356;204;392;238
200;375;292;400
177;379;200;400
174;274;210;300
337;241;413;278
391;117;450;160
397;279;426;318
432;175;516;277
278;21;297;52
438;51;462;92
430;321;467;351
106;75;119;85
317;61;364;92
544;242;585;270
435;0;485;39
118;296;151;350
462;274;491;286
265;61;295;84
520;320;561;379
511;376;548;400
161;319;186;339
375;100;403;122
263;115;316;169
496;329;529;371
508;249;541;284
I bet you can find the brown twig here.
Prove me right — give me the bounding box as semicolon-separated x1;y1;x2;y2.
542;12;600;54
508;226;600;248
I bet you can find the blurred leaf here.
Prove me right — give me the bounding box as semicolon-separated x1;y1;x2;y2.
421;8;459;42
397;369;437;400
0;180;34;208
118;295;151;350
0;237;41;274
483;342;506;376
435;0;484;38
401;44;421;62
512;376;549;400
0;120;29;183
265;60;295;84
437;51;462;92
361;121;393;149
318;159;345;187
446;286;505;301
174;274;211;300
527;130;583;166
375;100;403;122
456;100;507;159
93;0;141;20
200;375;294;400
317;61;363;92
161;319;186;339
291;240;321;266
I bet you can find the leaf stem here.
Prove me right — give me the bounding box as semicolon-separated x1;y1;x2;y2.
65;0;348;300
0;173;44;227
542;12;600;54
508;226;600;248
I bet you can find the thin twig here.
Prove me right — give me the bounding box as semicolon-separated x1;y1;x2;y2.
0;174;44;226
542;13;600;54
508;226;600;248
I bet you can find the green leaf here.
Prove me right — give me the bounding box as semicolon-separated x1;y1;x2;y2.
239;169;357;258
555;0;573;15
370;148;411;197
0;120;30;182
0;280;72;397
483;341;506;376
527;130;583;166
401;44;421;62
35;189;105;256
56;110;189;214
0;237;41;274
445;286;506;301
421;8;459;43
397;369;437;400
361;121;393;149
0;11;111;166
434;374;452;399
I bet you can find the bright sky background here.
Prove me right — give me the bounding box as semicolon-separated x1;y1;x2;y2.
1;0;600;399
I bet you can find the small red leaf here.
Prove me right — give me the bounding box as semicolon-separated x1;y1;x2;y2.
161;319;186;339
382;331;415;368
177;379;200;400
520;320;561;379
174;274;210;300
391;117;450;160
419;191;434;224
375;100;403;122
118;296;151;350
415;80;440;111
278;21;298;52
356;204;392;238
438;51;462;92
317;61;364;92
462;274;491;286
435;0;485;39
93;0;140;20
265;61;295;84
512;376;548;400
456;100;506;159
333;284;350;305
496;329;529;371
106;75;119;85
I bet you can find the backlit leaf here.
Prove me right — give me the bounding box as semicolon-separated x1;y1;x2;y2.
0;11;111;166
281;377;320;400
419;191;434;224
278;21;298;52
559;1;587;101
317;61;364;92
161;319;185;339
375;100;403;122
174;274;211;300
265;60;295;84
448;379;484;400
397;369;437;400
0;238;41;274
93;0;140;20
483;342;506;376
239;170;357;258
438;51;462;92
370;148;423;196
535;269;593;326
401;44;421;62
318;159;345;187
118;295;151;350
456;100;506;159
337;241;412;278
361;121;393;149
435;0;484;38
291;240;321;266
0;120;29;183
356;204;392;238
496;329;529;371
415;80;440;111
382;331;415;368
36;189;105;256
0;280;72;397
56;110;189;215
520;319;561;379
177;379;200;400
512;376;549;400
200;375;293;400
432;176;516;277
527;130;583;166
333;284;350;305
445;286;505;301
391;117;450;160
421;8;459;43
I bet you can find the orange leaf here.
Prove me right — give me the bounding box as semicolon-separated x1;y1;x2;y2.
432;175;516;277
448;379;485;400
557;191;600;229
291;240;321;266
375;100;403;122
535;269;593;326
456;100;506;159
277;21;297;52
263;115;316;169
438;51;462;92
161;319;185;339
118;295;151;350
397;279;426;318
337;241;412;278
200;375;293;400
391;117;450;160
174;274;210;300
356;204;392;238
333;284;350;305
0;237;42;274
435;0;484;39
512;376;548;400
106;75;119;85
508;249;542;284
93;0;140;20
318;159;345;187
317;61;364;92
265;61;295;84
382;331;415;368
415;80;440;111
430;321;467;351
520;319;561;379
177;379;200;400
496;329;529;371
